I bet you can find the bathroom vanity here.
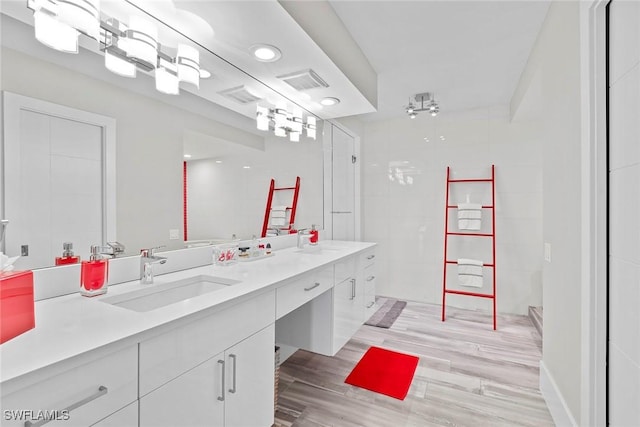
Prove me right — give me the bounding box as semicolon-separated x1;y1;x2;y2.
0;240;376;427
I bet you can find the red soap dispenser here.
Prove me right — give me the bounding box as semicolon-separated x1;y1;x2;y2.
310;224;319;244
80;246;108;297
55;242;80;265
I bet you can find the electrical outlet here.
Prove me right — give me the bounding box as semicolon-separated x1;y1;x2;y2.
169;229;180;240
544;243;551;262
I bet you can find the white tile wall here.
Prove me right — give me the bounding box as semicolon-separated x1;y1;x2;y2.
362;105;543;314
609;1;640;424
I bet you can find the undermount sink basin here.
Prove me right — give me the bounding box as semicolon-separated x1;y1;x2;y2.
101;275;240;312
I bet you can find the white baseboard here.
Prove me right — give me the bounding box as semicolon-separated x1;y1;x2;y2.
540;360;578;427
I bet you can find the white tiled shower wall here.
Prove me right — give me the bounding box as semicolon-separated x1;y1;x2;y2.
608;1;640;424
361;105;543;315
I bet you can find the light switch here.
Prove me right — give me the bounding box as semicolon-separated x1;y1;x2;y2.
169;229;180;240
544;243;551;262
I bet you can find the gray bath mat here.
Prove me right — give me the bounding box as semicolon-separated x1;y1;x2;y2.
365;298;407;328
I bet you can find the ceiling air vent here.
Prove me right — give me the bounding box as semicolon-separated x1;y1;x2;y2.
277;69;329;91
218;86;262;104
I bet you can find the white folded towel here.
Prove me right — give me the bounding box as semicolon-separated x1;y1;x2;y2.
271;205;287;217
271;217;286;226
458;258;483;288
458;203;482;230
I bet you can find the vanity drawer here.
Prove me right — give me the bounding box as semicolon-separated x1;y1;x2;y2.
139;290;275;397
334;256;356;285
276;266;333;319
1;345;137;427
363;264;377;317
359;249;376;269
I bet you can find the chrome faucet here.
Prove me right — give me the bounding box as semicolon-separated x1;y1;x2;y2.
140;246;167;284
297;229;312;249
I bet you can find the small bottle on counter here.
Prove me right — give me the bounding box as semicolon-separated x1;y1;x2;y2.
55;242;80;265
310;224;319;245
80;245;109;297
266;243;272;255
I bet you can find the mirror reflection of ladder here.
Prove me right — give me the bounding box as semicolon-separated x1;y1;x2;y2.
261;177;301;238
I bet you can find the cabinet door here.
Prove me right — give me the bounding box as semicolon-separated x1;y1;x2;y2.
92;401;138;427
225;325;275;427
333;277;361;351
140;355;224;427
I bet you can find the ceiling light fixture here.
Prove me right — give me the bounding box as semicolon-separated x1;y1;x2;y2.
256;104;317;141
26;0;203;96
250;44;282;62
320;97;340;106
405;92;440;118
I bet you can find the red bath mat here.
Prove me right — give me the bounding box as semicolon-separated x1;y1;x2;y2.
345;346;419;400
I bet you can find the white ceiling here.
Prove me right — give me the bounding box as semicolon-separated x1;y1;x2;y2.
328;0;550;121
0;0;550;127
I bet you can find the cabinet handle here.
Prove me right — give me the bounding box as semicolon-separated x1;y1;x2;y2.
350;278;356;300
367;301;375;308
229;354;237;394
24;386;108;427
367;275;375;282
367;254;375;260
304;282;320;291
217;359;225;402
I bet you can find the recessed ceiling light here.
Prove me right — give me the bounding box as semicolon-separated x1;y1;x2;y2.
243;165;251;169
320;97;340;106
183;154;192;158
199;69;211;79
215;160;222;164
250;44;282;62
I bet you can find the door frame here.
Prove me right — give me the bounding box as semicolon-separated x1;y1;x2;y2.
579;0;608;425
1;91;117;258
322;120;361;241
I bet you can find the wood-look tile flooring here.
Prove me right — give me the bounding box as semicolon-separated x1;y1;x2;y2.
275;301;553;427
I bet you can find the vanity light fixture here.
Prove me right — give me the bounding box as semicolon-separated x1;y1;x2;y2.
183;154;192;158
405;92;440;118
33;3;79;53
250;44;282;62
121;15;158;68
177;44;200;87
26;0;203;96
320;97;340;106
155;58;179;95
105;49;136;77
57;0;100;41
256;104;317;141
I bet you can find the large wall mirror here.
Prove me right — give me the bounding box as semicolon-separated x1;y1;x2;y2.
0;0;329;270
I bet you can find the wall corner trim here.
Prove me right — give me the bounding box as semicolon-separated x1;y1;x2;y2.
540;360;579;427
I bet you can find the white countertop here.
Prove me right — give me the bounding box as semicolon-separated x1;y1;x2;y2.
0;240;375;389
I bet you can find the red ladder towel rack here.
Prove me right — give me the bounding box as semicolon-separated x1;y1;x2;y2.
441;165;497;330
261;176;301;238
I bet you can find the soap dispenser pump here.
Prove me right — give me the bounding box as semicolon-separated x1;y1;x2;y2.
55;242;80;265
80;245;109;297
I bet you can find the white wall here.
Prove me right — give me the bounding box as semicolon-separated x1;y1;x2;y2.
608;0;640;424
361;105;543;315
186;134;324;240
511;1;584;423
1;47;263;255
